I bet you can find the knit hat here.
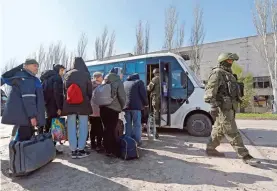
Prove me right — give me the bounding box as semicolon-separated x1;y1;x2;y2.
24;59;39;66
93;71;103;79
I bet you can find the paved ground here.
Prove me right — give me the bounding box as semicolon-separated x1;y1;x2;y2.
0;120;277;191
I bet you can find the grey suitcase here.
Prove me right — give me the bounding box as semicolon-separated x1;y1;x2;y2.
9;132;56;176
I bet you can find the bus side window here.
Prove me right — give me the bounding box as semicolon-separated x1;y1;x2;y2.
171;70;183;88
125;62;136;74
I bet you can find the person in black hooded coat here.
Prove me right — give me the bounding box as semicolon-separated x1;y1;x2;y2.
40;64;65;133
63;57;92;159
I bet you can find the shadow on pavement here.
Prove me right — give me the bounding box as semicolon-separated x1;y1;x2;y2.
152;133;277;171
1;159;130;191
74;149;273;188
55;143;273;189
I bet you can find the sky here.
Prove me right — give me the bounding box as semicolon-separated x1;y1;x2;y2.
1;0;257;69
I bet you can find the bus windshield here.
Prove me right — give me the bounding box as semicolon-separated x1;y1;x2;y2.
177;57;204;88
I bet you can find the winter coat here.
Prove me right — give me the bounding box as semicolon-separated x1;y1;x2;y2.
63;57;93;115
123;73;148;110
40;70;64;118
1;67;46;126
90;80;101;117
103;73;126;112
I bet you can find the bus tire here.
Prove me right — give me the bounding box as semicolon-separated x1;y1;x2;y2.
186;113;212;137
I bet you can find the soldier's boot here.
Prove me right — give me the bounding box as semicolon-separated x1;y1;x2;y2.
205;148;225;157
242;154;261;166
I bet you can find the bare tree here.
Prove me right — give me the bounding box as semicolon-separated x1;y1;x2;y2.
94;37;101;59
61;46;74;70
164;6;178;50
189;4;205;77
44;43;62;71
107;31;116;57
94;27;116;60
134;20;145;55
253;0;277;113
101;27;109;59
32;42;69;74
175;22;185;53
163;6;185;54
134;21;150;55
67;52;75;69
31;44;46;74
145;22;150;54
77;33;88;59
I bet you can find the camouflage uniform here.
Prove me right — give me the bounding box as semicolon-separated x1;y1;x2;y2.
204;53;259;166
147;70;161;125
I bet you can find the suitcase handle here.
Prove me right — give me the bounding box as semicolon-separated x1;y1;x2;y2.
31;133;49;143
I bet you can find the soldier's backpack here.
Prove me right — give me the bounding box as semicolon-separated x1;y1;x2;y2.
92;83;115;106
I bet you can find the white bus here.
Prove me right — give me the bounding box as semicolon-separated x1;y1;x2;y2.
86;52;213;137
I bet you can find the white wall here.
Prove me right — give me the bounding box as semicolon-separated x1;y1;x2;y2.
179;35;271;81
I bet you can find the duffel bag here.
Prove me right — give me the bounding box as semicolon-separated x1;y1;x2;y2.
120;135;139;160
9;132;56;176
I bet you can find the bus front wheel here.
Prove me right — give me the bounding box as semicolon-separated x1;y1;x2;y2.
186;113;212;137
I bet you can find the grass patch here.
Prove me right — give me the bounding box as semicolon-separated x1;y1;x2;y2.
236;113;277;120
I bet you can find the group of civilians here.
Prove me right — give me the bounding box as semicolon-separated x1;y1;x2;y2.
1;57;150;159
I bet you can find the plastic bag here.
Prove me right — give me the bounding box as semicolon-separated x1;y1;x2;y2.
51;118;67;142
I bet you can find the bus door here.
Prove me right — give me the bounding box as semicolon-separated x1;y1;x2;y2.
159;61;171;126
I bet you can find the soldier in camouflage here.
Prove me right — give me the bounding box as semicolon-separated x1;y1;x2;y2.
147;68;160;139
204;53;260;166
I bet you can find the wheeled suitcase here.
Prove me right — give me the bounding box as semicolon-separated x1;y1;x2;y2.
9;132;56;176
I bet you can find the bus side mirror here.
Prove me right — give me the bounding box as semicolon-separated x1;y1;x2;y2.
181;71;187;88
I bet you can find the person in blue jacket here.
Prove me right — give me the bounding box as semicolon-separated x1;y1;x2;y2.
1;59;46;141
123;73;148;145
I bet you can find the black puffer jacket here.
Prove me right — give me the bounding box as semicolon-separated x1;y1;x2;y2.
123;73;148;111
63;57;93;115
40;70;64;118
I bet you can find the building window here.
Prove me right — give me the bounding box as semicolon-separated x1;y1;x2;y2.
253;76;272;89
254;95;273;108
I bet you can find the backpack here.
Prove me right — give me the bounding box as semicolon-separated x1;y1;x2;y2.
120;135;139;160
41;76;53;104
66;84;84;104
42;80;50;103
92;84;115;106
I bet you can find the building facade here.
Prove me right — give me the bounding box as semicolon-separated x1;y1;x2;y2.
176;35;273;113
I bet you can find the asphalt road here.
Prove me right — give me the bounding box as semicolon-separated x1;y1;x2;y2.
0;120;277;191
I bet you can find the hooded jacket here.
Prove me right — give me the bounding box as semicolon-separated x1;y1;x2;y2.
63;57;93;115
90;79;101;117
40;69;64;117
1;66;46;126
103;71;126;112
124;73;148;110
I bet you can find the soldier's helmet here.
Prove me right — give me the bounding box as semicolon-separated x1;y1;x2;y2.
153;68;159;74
217;53;239;63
